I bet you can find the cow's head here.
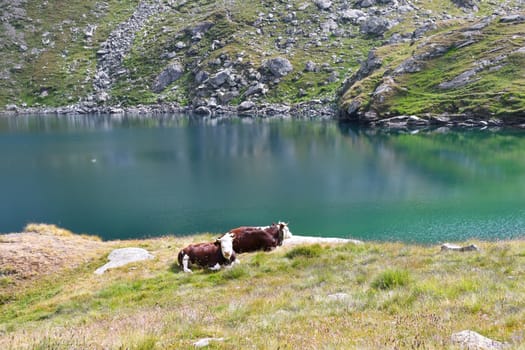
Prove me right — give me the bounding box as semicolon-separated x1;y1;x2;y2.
278;221;293;239
217;232;235;260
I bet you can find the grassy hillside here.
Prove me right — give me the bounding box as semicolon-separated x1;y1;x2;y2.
1;225;524;349
1;0;523;120
339;16;525;121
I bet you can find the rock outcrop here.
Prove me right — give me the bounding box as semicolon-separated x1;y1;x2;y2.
94;248;154;275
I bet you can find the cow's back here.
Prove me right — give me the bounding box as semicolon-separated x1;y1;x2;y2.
232;229;278;253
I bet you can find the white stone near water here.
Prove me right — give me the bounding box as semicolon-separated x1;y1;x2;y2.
451;330;507;350
441;243;479;252
94;247;154;275
283;235;362;246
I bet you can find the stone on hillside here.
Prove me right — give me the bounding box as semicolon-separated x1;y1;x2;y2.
186;21;214;37
209;69;233;88
373;76;396;103
452;0;478;9
357;0;376;8
438;69;479;90
217;90;239;104
451;330;506;349
152;62;183;93
244;82;268;97
499;14;525;23
238;101;256;111
262;57;293;78
195;70;209;84
360;17;391;36
314;0;332;10
194;106;212;115
94;248;154;275
174;41;186;50
412;22;438;39
320;19;338;33
304;60;318;72
346;100;362;116
340;9;367;24
393;58;422;75
441;243;479;252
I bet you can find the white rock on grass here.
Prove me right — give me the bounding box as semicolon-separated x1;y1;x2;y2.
193;337;224;348
327;293;350;301
283;235;362;246
94;247;154;275
451;330;507;350
441;243;479;252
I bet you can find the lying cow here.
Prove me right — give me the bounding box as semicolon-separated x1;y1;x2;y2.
228;222;293;253
178;232;237;273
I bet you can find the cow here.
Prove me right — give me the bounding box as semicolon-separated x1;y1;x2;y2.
177;232;237;273
227;222;293;253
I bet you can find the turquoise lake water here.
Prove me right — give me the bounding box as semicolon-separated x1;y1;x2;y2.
1;115;524;243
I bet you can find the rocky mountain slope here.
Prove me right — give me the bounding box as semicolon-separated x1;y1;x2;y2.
1;0;523;123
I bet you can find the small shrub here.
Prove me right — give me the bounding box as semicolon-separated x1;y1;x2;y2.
128;335;159;350
372;269;411;290
285;244;323;259
221;265;248;280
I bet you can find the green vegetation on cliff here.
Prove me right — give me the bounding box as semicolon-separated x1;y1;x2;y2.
339;16;525;121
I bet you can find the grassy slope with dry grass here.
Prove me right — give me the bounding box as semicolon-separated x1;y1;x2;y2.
1;224;524;349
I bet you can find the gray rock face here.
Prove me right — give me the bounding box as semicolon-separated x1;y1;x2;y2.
360;17;391;36
238;100;256;111
94;248;154;275
340;9;367;24
209;69;234;88
244;82;267;97
499;14;525;23
438;69;478;90
451;330;506;349
262;57;293;78
313;0;332;10
304;61;318;72
152;63;184;93
452;0;478;9
93;0;168;99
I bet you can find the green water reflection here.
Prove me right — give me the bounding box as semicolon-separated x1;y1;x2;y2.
0;115;524;242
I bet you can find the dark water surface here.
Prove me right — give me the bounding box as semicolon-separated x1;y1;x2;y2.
1;115;524;243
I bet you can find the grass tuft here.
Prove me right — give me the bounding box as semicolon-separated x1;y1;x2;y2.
371;269;411;290
285;244;323;259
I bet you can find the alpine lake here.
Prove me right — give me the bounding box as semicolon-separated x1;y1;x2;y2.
1;114;524;243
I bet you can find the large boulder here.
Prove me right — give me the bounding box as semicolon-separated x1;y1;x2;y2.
340;9;367;24
313;0;332;10
262;57;293;78
152;63;184;93
360;17;391;36
209;69;234;88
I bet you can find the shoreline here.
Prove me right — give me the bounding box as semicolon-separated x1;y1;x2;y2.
2;102;525;129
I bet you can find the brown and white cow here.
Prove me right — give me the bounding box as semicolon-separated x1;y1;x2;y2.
228;222;293;253
178;232;237;273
